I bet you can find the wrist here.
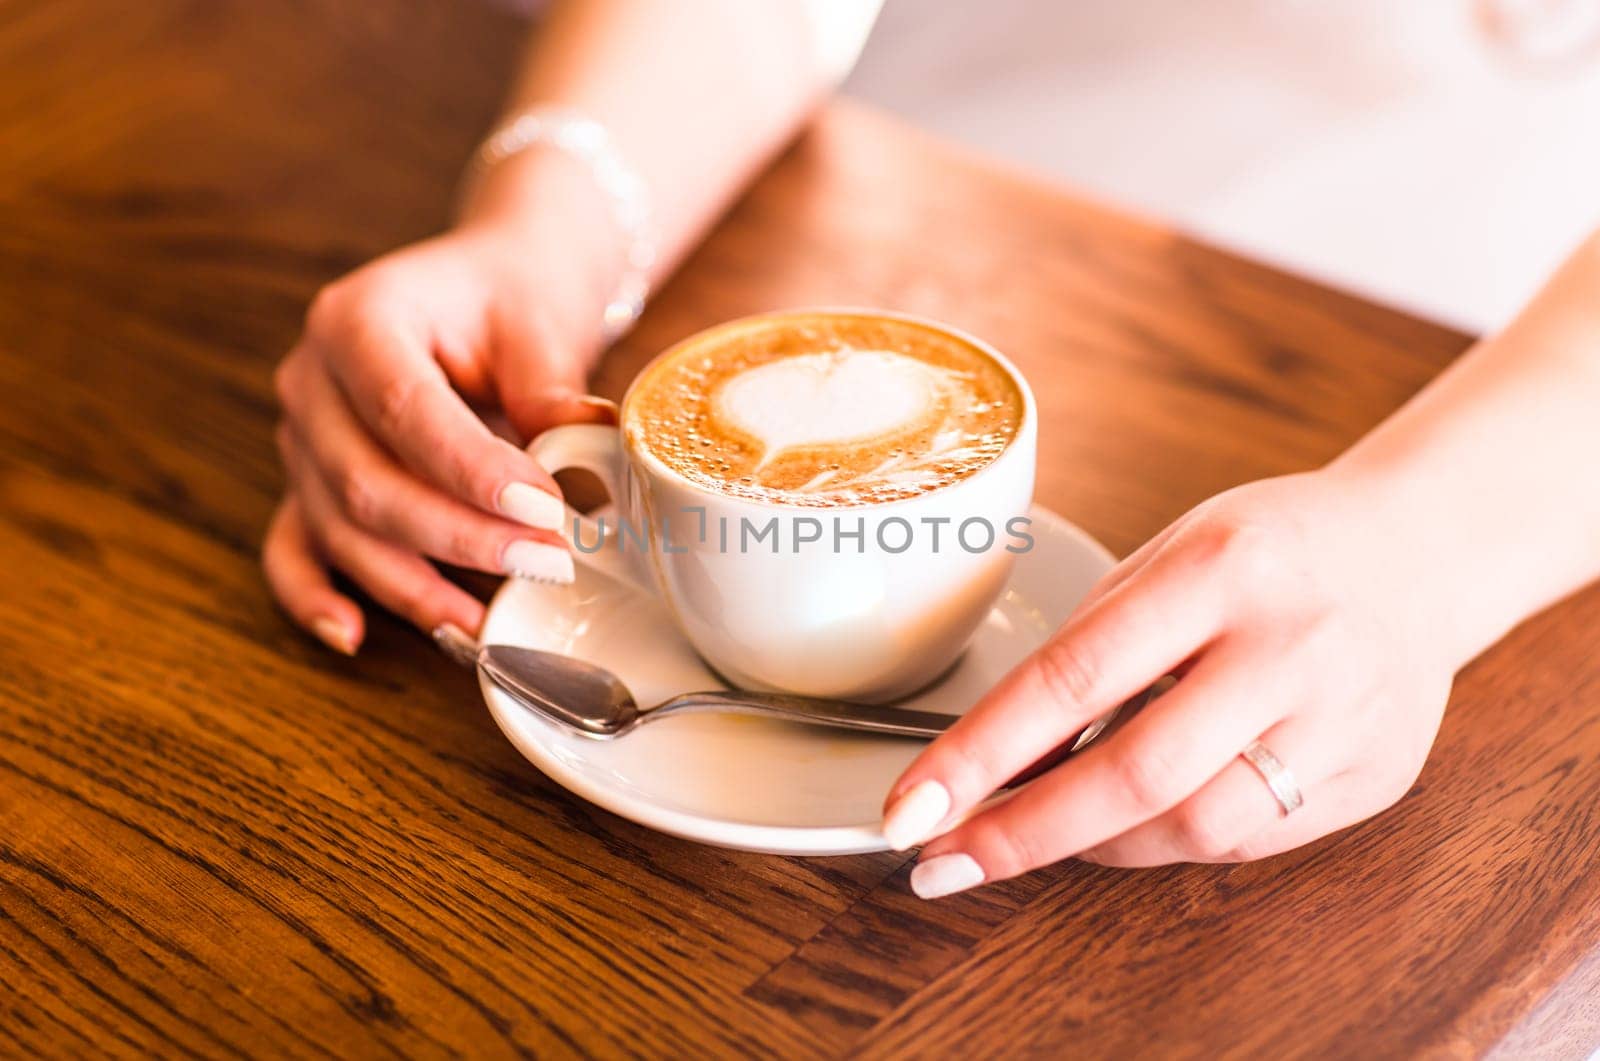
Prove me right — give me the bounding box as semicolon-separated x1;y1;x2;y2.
459;138;612;232
458;107;658;345
1324;228;1600;671
1320;439;1547;671
456;146;629;364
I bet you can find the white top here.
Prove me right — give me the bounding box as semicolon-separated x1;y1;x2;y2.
497;0;1600;331
841;0;1600;331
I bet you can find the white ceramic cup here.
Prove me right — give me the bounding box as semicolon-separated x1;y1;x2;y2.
529;309;1037;703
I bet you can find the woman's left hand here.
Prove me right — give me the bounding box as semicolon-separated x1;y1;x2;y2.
880;469;1462;896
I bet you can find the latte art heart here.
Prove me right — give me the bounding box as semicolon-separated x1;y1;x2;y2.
714;349;948;467
625;312;1023;507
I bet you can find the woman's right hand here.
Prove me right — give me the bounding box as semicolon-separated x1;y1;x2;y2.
263;171;621;655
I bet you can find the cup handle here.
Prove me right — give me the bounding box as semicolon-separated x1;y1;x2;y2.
527;423;656;595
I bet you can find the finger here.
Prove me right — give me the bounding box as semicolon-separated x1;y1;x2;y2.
907;642;1297;895
1082;770;1398;869
285;434;487;635
1074;516;1187;614
1213;769;1412;862
999;674;1177;790
305;320;569;531
881;540;1227;849
261;495;364;654
1077;713;1336;867
488;308;616;439
284;357;573;581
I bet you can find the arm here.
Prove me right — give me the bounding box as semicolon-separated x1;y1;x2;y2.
881;229;1600;892
467;0;874;284
264;0;878;653
1331;230;1600;664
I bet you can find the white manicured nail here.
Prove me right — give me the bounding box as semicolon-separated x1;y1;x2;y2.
311;617;356;655
501;541;574;584
910;854;985;899
882;779;951;850
499;482;566;532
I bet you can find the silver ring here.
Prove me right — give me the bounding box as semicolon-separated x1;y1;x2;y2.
1240;740;1304;817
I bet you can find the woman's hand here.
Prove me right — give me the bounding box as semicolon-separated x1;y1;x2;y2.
264;167;620;654
880;227;1600;896
881;470;1462;896
258;0;859;655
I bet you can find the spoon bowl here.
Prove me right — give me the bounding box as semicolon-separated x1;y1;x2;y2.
435;624;965;740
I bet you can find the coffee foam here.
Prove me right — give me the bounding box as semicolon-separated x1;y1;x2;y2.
625;313;1023;507
715;349;945;468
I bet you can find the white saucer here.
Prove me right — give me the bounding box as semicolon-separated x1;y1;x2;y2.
478;504;1115;855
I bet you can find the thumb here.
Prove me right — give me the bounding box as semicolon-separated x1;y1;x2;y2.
491;311;617;440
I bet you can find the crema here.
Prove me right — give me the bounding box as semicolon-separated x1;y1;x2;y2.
624;312;1024;506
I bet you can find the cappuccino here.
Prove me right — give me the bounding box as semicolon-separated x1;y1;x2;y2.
624;312;1024;507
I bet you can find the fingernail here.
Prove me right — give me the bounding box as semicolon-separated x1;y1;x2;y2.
572;394;619;417
910;853;985;899
882;779;951;850
499;482;565;532
431;623;479;665
550;392;617;412
533;389;619;425
311;617;356;656
502;540;575;584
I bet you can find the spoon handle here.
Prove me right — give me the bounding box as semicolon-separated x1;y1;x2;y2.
433;623;484;669
644;690;958;738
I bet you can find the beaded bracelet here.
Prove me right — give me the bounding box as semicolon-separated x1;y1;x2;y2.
464;106;657;342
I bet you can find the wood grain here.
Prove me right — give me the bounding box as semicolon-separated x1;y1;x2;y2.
2;2;1597;1057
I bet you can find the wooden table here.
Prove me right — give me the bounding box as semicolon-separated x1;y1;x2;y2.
4;3;1599;1057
